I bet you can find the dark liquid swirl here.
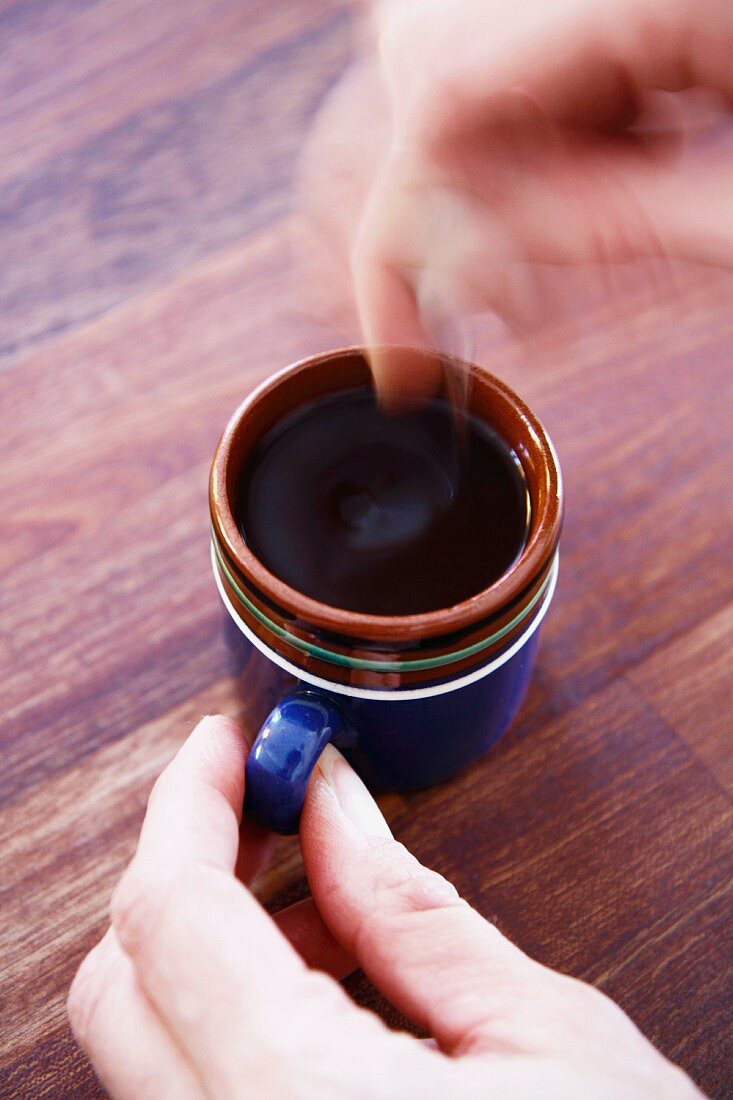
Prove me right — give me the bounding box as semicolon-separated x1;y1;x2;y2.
238;388;529;616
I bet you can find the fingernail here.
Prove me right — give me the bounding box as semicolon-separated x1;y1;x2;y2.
316;744;393;840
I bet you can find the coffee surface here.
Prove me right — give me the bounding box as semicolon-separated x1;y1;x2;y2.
238;388;529;615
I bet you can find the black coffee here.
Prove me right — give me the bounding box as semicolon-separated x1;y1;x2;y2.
237;388;529;616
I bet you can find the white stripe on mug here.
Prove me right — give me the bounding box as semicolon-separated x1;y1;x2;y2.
212;544;559;702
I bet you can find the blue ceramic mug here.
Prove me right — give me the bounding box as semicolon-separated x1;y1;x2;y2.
210;348;563;833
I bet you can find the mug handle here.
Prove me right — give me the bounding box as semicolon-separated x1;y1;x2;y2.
245;690;352;834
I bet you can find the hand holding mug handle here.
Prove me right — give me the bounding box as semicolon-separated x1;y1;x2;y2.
69;715;703;1099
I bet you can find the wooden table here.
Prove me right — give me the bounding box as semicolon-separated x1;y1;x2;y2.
1;2;731;1096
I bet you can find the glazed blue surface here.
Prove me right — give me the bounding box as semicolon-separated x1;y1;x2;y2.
245;692;350;833
230;618;540;834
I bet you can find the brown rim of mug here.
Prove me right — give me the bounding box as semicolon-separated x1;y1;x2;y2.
209;346;563;646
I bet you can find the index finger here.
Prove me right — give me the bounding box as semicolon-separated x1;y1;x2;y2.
109;718;332;1084
109;721;408;1093
133;714;272;882
354;256;440;405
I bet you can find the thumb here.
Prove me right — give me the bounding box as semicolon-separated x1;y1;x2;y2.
300;745;544;1056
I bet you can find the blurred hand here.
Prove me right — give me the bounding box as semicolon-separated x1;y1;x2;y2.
299;0;733;400
69;716;700;1098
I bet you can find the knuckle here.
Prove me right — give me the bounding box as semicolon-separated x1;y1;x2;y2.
353;842;465;960
111;860;216;958
110;859;165;954
146;766;174;812
558;971;611;1015
67;940;117;1048
540;970;623;1044
371;841;462;911
67;956;95;1040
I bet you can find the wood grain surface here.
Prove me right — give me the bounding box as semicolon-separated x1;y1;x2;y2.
1;2;732;1097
